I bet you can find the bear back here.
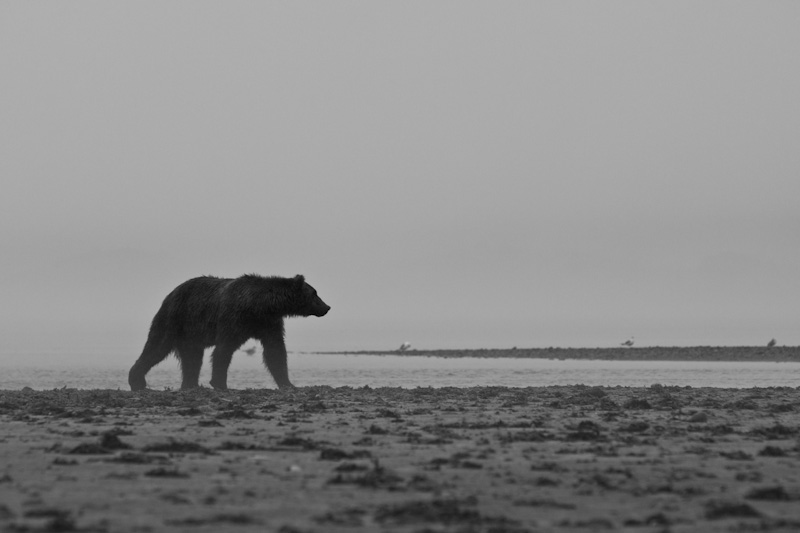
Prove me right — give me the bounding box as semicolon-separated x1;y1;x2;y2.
227;274;330;318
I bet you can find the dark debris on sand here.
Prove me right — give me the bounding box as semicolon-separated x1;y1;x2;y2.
1;385;800;533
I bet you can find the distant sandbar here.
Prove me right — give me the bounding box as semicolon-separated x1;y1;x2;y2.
318;346;800;362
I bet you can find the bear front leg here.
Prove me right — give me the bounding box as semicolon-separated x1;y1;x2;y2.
261;330;294;390
177;343;204;390
209;342;238;390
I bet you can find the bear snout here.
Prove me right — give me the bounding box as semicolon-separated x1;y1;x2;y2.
310;298;331;317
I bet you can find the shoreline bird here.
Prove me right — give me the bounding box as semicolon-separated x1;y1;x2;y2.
621;337;634;347
767;338;776;348
398;342;412;352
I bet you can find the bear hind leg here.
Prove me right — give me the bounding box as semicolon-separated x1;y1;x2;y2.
129;336;173;391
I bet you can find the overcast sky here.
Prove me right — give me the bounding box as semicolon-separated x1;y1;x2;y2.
1;2;798;359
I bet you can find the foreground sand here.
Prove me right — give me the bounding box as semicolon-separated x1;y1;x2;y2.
1;386;799;532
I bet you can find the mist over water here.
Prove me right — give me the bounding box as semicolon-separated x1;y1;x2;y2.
2;352;798;390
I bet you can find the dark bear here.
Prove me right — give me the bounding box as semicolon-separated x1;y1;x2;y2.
128;274;330;391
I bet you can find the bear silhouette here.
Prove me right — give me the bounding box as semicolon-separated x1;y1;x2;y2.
128;274;330;391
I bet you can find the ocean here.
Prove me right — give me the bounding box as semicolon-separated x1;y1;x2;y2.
1;352;798;390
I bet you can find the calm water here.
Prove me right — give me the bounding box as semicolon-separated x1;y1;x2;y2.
0;353;798;390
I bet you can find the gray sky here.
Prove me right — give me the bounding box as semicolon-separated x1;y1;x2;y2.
1;2;799;358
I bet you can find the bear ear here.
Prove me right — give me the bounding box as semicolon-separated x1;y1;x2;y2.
293;274;305;286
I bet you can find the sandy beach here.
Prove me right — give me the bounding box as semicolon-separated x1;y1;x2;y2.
1;385;799;532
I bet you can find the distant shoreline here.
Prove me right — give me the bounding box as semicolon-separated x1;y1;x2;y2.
315;346;800;362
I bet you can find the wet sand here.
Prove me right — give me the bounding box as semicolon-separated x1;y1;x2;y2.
1;385;799;532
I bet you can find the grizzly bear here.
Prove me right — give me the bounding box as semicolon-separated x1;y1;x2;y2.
128;274;330;391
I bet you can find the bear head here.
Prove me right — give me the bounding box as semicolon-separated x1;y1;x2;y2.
294;275;331;317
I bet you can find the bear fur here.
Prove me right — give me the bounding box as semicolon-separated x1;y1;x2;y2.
128;274;330;391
